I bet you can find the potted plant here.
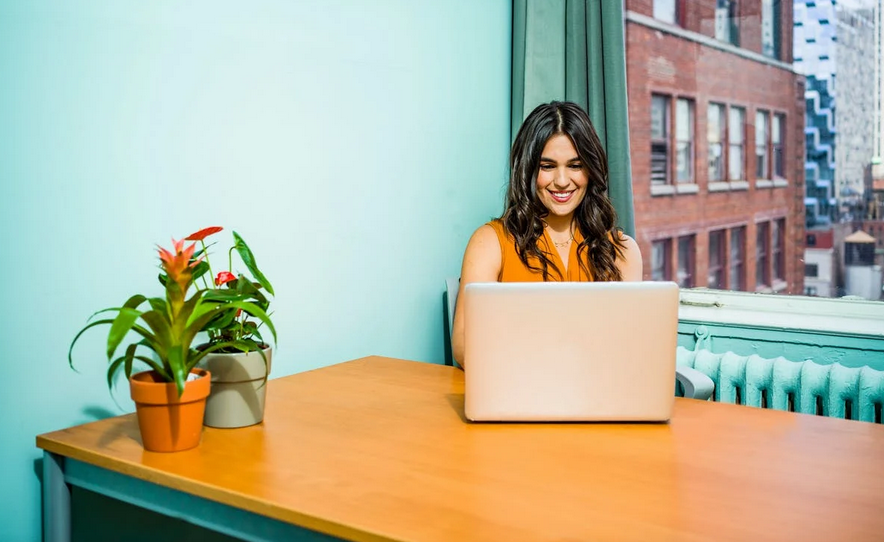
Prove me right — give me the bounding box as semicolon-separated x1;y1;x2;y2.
184;226;277;429
68;237;275;451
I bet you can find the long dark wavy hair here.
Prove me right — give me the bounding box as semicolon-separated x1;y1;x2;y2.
502;101;626;281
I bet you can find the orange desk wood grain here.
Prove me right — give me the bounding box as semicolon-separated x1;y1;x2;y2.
37;356;884;542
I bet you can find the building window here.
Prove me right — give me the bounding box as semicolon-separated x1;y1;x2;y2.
708;103;726;182
729;226;746;290
772;113;785;178
708;230;726;289
651;239;672;281
676;99;694;183
728;107;745;181
761;0;781;59
651;95;670;185
772;218;785;281
756;222;770;288
805;263;819;278
716;0;740;46
677;235;695;287
756;110;770;179
653;0;680;25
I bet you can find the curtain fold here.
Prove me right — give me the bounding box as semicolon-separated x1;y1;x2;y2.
512;0;635;236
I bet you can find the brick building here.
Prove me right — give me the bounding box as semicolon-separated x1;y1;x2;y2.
625;0;806;294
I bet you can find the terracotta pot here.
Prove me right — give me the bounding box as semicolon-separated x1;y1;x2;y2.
198;346;271;428
129;369;211;452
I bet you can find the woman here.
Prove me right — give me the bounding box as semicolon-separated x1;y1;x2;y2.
452;101;642;368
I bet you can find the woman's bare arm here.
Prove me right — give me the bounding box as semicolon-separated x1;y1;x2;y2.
452;225;502;369
616;233;643;281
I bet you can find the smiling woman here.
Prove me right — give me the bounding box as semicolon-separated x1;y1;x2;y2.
451;101;643;367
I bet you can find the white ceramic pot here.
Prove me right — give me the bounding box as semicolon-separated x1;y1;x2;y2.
198;346;272;428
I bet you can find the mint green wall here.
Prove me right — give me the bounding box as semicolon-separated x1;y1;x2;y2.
0;1;511;539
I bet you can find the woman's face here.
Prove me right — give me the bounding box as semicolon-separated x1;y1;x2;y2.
535;134;588;219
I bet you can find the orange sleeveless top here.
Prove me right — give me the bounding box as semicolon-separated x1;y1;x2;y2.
488;219;593;282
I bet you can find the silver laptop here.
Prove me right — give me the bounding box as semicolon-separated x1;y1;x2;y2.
463;281;678;422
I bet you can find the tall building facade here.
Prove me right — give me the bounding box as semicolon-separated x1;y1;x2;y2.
794;0;877;224
626;0;806;295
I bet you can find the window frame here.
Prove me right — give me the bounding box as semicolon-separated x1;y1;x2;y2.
677;234;696;288
772;218;785;282
651;238;673;281
708;229;727;289
756;221;771;289
651;94;672;186
728;106;746;182
772;113;785;179
755;110;770;181
707;102;726;183
729;226;746;291
675;98;695;184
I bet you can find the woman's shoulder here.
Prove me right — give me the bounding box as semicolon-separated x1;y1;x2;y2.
612;231;642;281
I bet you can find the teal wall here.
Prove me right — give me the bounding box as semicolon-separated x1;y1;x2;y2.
0;1;511;539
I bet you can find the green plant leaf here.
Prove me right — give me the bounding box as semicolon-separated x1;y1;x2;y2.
232;231;274;296
191;260;210;282
188;339;268;374
235;277;268;304
183;300;276;352
168;345;187;397
106;294;148;360
139;310;174;356
69;318;115;371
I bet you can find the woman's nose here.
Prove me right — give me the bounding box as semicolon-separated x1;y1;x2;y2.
553;169;570;188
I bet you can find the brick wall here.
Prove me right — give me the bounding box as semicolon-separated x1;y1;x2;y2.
625;14;805;294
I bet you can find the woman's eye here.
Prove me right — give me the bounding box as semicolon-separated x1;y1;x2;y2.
569;163;583;170
540;164;554;171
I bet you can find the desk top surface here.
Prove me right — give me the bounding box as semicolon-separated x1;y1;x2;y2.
38;357;884;542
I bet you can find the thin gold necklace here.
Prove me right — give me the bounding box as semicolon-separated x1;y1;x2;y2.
547;226;574;248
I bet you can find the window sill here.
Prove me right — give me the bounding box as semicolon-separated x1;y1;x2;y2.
651;184;676;196
709;182;730;192
729;180;749;191
675;183;699;194
678;288;884;337
773;178;789;188
756;179;774;188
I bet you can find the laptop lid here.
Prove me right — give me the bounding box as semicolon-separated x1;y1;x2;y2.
463;281;678;422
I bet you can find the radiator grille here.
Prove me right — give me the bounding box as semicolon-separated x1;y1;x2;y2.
676;347;884;424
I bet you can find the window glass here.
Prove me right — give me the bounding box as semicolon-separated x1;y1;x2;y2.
728;107;745;180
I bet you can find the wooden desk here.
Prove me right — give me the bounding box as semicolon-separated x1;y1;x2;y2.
38;356;884;542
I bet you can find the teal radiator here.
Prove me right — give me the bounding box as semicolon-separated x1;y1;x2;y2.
677;346;884;424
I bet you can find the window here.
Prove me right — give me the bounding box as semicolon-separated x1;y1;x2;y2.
761;0;781;59
653;0;679;25
729;226;746;290
651;95;670;185
756;222;770;288
772;113;785;178
676;99;694;183
772;218;785;281
707;103;726;182
756;111;769;179
652;239;672;281
715;0;740;46
805;263;819;278
728;107;745;181
708;230;726;289
677;235;695;287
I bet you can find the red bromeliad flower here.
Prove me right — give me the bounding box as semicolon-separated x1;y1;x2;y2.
215;271;237;287
158;238;202;294
185;226;223;242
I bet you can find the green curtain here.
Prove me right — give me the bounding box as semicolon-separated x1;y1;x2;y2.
512;0;635;236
